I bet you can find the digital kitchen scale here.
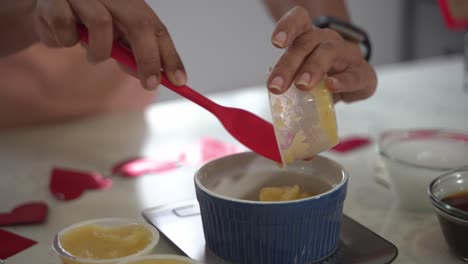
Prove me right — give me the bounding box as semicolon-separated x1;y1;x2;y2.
143;200;398;264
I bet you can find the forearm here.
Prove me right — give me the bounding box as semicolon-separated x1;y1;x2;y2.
0;0;38;57
263;0;350;22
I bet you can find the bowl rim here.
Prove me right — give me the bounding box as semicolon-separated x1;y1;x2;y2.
116;254;200;264
51;217;160;264
378;129;468;171
428;166;468;220
194;152;348;205
432;203;468;224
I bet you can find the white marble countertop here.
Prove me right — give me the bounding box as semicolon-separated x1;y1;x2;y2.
1;56;468;264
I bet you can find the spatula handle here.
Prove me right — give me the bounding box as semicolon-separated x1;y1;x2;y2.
76;25;222;113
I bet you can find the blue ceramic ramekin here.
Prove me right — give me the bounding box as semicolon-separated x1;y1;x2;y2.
195;152;348;264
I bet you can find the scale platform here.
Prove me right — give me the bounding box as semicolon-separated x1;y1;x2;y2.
143;200;398;264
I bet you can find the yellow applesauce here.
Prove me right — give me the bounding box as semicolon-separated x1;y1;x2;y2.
128;260;189;264
59;224;153;260
259;185;312;201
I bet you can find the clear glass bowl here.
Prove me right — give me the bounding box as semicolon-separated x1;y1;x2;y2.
118;254;199;264
377;129;468;211
429;167;468;261
52;218;160;264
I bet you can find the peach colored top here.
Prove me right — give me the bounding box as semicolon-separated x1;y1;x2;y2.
0;43;155;129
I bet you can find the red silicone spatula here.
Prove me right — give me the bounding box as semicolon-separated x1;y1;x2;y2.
77;25;281;163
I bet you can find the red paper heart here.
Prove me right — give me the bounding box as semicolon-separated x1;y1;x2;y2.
0;229;37;259
112;157;179;178
50;167;112;201
179;137;245;165
0;202;48;226
331;136;372;153
438;0;468;30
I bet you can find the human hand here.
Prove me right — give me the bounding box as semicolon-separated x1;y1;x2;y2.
267;6;377;103
35;0;186;90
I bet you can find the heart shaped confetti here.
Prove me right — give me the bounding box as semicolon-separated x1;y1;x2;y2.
179;137;245;165
50;167;112;201
0;229;37;259
112;157;180;178
438;0;468;30
0;202;48;226
331;136;372;153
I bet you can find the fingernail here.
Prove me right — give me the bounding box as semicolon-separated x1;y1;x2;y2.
174;70;187;86
273;31;287;47
269;76;284;92
146;75;159;90
327;76;339;90
296;72;311;87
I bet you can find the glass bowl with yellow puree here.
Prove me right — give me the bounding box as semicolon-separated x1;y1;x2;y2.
52;218;160;264
118;254;199;264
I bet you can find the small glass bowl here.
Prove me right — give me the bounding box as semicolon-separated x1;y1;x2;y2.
118;254;199;264
429;167;468;262
377;129;468;211
52;218;160;264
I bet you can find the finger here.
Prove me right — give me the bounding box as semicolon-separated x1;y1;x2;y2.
37;0;78;47
271;6;311;48
268;29;330;94
34;12;61;47
101;1;174;89
332;93;342;103
127;27;161;90
326;70;360;93
327;62;376;93
327;63;377;102
117;63;138;79
129;29;161;90
339;89;375;103
154;16;187;86
294;41;339;90
69;0;113;63
101;1;162;90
